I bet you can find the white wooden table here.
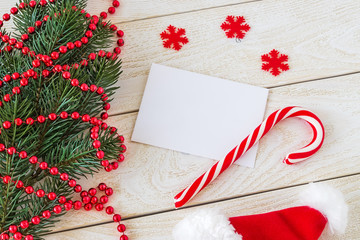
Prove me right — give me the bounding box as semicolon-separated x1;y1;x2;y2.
2;0;359;239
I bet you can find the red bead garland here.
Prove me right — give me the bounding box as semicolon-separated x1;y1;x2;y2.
0;0;128;239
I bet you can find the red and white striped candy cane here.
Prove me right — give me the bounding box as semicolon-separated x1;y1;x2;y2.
174;106;325;208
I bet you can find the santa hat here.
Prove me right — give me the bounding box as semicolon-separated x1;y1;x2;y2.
172;183;348;240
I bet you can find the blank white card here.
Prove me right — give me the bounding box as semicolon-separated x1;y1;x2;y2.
131;64;269;167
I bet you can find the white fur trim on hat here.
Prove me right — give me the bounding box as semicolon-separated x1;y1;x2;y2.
299;182;348;235
172;209;242;240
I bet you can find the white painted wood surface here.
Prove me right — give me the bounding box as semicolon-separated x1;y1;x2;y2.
46;175;360;240
0;0;359;239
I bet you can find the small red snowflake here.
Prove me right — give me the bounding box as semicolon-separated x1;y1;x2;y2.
221;15;250;39
261;49;289;76
160;25;189;51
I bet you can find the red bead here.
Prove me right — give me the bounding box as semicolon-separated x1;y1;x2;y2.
26;117;34;125
120;144;127;153
108;7;115;14
40;0;47;6
74;40;82;48
7;147;16;155
90;196;98;204
48;192;56;200
105;188;113;196
85;30;93;38
29;156;38;164
0;233;9;240
113;0;120;7
117;224;126;232
42;69;50;77
16;180;24;188
36;189;45;198
113;214;121;222
8;38;16;45
89;24;97;31
64;202;72;211
53;205;62;214
20;78;28;86
101;112;108;120
71;79;79;87
50;167;59;175
13;232;22;240
42;210;51;219
99;12;107;19
105;206;114;214
25;186;34;194
3;94;10;102
101;160;109;167
2;175;11;184
10;7;18;14
80;191;88;198
32;59;41;68
39;161;48;169
59;195;66;204
112;162;119;170
88;188;97;196
19;151;27;159
117;39;124;46
98;183;107;191
92;140;101;148
89;53;96;60
35;20;42;28
84;203;92;211
74;200;82;210
48;113;57;121
60;111;68;119
60;173;68;181
96;87;104;94
110;25;117;31
119;135;125;143
37;115;46;123
59;46;67;53
8;225;17;233
24;235;33;240
74;184;82;192
28;26;35;34
21;34;29;41
4;46;12;52
81;114;89;122
19;2;26;9
100;195;108;204
82;196;90;204
3;14;10;21
29;1;37;7
114;47;121;54
71;112;80;119
51;51;59;59
3;75;11;82
15;118;23;126
81;37;88;44
80;83;89;91
120;235;128;240
54;65;62;72
2;121;11;129
15;42;23;49
31;216;40;225
96;150;105;159
62;71;71;79
106;52;113;59
95;203;103;211
1;35;9;43
20;220;29;229
66;42;75;49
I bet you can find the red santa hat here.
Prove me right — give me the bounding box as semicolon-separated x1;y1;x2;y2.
172;183;348;240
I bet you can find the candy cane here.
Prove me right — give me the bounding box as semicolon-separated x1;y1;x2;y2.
174;106;325;208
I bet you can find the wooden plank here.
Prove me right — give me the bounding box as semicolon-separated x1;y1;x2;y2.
110;0;360;114
44;174;360;239
87;0;254;22
0;0;254;26
50;73;360;231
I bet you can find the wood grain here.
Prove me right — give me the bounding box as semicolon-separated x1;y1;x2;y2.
50;73;360;231
44;174;360;239
109;0;360;114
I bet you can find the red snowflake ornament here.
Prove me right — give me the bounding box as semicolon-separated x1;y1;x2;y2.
160;25;189;51
221;15;250;39
261;49;289;76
